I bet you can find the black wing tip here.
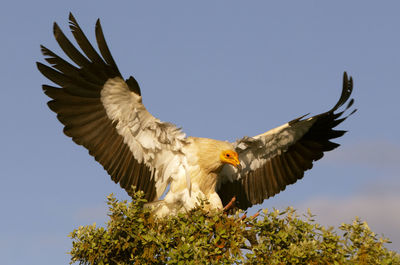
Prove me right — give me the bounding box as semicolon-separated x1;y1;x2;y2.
68;12;101;31
288;113;310;125
37;62;55;77
52;22;67;44
68;14;80;32
40;45;54;58
126;76;142;96
53;22;60;35
343;71;353;84
42;84;53;93
40;45;51;58
343;71;353;92
68;12;78;26
343;71;349;81
340;71;357;118
329;71;355;114
347;98;354;109
95;19;103;36
36;61;47;72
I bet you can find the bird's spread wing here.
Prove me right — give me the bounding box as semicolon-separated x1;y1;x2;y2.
37;13;188;202
218;73;355;210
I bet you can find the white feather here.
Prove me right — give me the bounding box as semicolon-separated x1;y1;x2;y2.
101;77;189;201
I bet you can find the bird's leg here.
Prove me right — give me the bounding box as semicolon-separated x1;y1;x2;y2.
223;196;236;212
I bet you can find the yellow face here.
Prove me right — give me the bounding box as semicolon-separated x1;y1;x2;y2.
220;150;241;168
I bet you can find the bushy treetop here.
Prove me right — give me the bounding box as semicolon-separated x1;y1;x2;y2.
69;191;399;265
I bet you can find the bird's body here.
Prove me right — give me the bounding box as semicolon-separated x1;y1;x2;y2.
147;137;236;217
38;14;356;217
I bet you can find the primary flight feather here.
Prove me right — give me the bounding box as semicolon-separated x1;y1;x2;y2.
38;14;355;217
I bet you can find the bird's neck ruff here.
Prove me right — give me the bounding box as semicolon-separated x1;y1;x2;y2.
189;137;235;194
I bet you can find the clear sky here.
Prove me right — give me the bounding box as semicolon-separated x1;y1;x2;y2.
1;1;399;264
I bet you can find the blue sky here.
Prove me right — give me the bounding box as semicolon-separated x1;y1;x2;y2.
1;1;399;264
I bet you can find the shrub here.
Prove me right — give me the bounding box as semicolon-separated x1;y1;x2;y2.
69;191;400;264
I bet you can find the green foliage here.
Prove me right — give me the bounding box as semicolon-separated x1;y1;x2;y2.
70;192;400;265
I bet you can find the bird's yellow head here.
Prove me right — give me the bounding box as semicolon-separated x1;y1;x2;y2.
220;150;241;168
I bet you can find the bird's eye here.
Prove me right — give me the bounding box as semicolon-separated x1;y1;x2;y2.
226;153;230;158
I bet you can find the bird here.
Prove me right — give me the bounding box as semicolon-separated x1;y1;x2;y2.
38;14;355;217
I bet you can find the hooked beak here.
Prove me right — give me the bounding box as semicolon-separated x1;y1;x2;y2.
231;158;241;171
